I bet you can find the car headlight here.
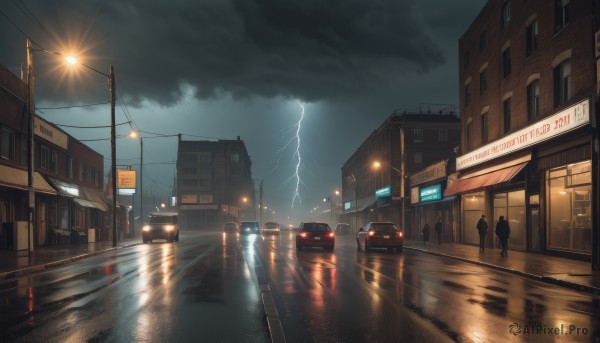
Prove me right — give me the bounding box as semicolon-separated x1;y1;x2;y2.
165;225;174;232
142;225;151;232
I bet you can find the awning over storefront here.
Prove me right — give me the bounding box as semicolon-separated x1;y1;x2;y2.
0;164;56;195
444;162;527;197
47;177;109;212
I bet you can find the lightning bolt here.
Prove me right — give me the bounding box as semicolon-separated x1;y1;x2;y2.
291;101;304;208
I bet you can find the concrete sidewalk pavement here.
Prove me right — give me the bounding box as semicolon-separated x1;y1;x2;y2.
0;237;142;280
404;240;600;295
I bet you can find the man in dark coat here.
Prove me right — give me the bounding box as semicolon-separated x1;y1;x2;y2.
434;217;443;245
421;223;430;246
495;216;511;257
476;214;488;251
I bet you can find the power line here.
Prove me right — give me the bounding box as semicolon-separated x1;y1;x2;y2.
37;101;111;110
54;121;130;129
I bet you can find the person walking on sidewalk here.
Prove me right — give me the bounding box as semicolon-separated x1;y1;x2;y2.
421;223;430;246
495;215;511;257
476;214;488;251
434;217;443;245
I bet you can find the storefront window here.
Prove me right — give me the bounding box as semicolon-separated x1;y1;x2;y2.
548;161;592;252
463;192;484;245
493;190;526;249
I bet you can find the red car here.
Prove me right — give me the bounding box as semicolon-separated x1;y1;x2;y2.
356;222;403;252
296;222;335;251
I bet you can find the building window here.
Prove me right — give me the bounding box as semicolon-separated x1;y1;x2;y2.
555;0;569;33
230;153;240;162
527;79;540;122
466;121;473;151
79;162;86;182
503;98;511;134
92;168;100;187
20;135;27;166
479;30;487;51
438;128;447;142
481;112;489;144
198;152;211;164
180;153;196;163
501;1;511;28
465;82;471;106
554;59;571;108
502;47;511;78
414;151;422;164
479;68;487;94
1;127;15;160
464;49;470;67
548;161;591;252
40;145;49;170
182;179;198;187
413;129;423;143
67;156;74;179
525;20;538;57
50;150;58;173
493;190;525;248
182;167;197;175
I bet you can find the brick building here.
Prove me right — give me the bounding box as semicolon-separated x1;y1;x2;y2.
0;64;111;249
341;109;460;237
450;0;599;269
176;136;254;229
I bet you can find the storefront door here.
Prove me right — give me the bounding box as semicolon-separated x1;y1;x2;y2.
493;190;526;251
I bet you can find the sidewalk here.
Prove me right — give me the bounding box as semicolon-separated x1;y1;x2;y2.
0;237;141;280
404;239;600;295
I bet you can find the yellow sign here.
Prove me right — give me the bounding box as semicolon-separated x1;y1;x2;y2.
117;170;136;189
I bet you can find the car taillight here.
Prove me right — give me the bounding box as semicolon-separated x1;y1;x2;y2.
368;231;375;236
397;232;403;237
300;232;307;238
328;232;334;238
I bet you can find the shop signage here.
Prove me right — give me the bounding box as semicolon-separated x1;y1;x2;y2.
117;170;136;189
344;201;352;210
34;117;68;150
410;161;447;186
181;194;197;204
375;185;391;198
457;99;590;170
420;184;442;202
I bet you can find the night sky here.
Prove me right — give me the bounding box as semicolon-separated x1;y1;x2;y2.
0;0;485;223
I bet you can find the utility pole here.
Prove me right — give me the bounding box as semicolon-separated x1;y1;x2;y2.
400;126;406;235
26;38;35;255
110;65;117;247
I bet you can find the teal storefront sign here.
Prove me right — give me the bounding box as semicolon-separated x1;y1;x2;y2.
375;185;391;198
420;184;442;202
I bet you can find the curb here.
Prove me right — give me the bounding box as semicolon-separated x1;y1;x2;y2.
0;242;142;281
404;246;600;296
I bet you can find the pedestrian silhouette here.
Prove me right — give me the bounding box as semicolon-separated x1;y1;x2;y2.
434;217;443;245
421;223;430;246
476;214;488;251
495;215;511;257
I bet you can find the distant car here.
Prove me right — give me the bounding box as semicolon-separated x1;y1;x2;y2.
334;223;351;235
356;222;403;252
240;221;260;234
296;222;335;251
142;212;179;243
262;221;281;234
223;222;239;233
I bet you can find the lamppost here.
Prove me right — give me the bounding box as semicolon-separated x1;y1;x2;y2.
372;160;408;232
64;53;117;247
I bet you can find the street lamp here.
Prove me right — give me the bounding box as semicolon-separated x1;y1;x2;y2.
63;53;117;247
372;160;407;232
323;197;333;225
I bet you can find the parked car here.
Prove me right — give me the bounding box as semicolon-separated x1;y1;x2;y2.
240;221;260;234
356;222;403;252
261;221;281;234
296;222;335;251
142;212;179;243
223;222;239;233
334;223;352;235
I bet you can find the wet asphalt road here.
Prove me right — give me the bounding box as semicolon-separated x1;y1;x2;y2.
0;230;599;343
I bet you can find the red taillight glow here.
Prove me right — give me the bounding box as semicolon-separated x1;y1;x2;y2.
300;232;307;238
368;231;375;236
398;232;403;237
328;232;335;238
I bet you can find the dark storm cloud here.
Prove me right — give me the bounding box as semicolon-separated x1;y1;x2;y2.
1;0;444;105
